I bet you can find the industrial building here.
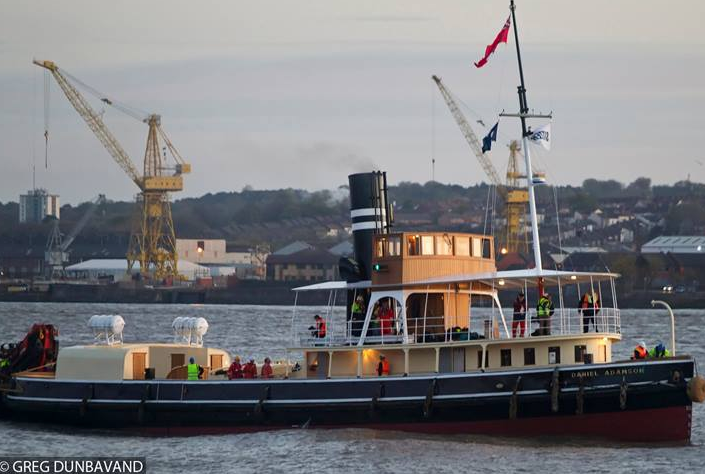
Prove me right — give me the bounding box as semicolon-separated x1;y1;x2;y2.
19;189;60;223
266;242;339;282
175;239;268;279
65;259;210;282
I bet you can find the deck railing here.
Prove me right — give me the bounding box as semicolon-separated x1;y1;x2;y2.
293;306;621;348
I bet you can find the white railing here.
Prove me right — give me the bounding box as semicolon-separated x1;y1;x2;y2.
293;306;620;348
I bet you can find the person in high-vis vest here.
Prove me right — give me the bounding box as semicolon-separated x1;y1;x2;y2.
377;354;390;376
648;342;671;358
187;357;203;381
536;293;555;336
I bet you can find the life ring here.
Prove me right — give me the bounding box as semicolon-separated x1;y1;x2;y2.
687;375;705;403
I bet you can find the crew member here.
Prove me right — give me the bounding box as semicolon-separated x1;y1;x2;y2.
536;292;555;336
632;341;648;360
512;291;527;338
261;357;274;378
379;300;395;336
227;355;243;380
187;357;203;381
649;342;671;358
243;358;258;379
311;315;327;338
377;354;390;376
580;291;600;333
351;295;366;337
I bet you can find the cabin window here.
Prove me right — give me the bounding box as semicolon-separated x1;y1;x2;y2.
574;345;587;363
599;345;607;362
376;239;385;257
455;237;470;256
500;349;512;367
548;346;561;364
524;348;535;365
421;235;435;255
407;235;421;255
435;235;453;255
472;238;482;257
477;350;489;369
387;236;401;256
482;238;492;259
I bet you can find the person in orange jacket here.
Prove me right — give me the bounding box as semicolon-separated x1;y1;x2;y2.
632;341;648;360
377;354;390;376
243;358;258;379
227;356;243;380
261;357;274;379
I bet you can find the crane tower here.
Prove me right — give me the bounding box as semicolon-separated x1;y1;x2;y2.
34;60;191;279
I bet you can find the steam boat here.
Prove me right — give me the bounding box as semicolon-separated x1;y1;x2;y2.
1;1;703;442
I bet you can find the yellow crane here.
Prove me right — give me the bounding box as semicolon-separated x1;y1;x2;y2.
34;59;191;279
432;75;530;254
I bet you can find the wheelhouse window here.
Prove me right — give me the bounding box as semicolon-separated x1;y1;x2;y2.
407;235;421;256
435;234;453;255
500;349;512;367
482;238;492;259
548;346;561;364
523;348;535;365
376;238;385;257
472;238;482;257
455;236;470;256
387;236;401;256
574;345;587;363
376;236;401;258
421;235;435;255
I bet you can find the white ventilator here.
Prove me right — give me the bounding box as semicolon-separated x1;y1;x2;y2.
172;317;209;346
88;314;125;345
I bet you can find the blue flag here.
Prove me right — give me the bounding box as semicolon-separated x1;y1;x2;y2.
482;122;498;153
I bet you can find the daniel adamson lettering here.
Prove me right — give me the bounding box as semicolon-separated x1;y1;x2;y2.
570;367;646;379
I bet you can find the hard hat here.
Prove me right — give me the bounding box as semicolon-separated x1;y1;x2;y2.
637;340;646;349
189;357;195;364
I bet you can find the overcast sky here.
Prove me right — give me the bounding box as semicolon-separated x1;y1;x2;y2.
1;0;704;204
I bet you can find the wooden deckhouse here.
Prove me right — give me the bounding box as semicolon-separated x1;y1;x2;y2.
291;231;621;379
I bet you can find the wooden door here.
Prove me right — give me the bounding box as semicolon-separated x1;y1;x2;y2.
171;353;185;369
132;352;147;380
210;354;223;370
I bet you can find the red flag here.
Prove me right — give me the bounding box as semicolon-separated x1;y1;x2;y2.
474;16;511;68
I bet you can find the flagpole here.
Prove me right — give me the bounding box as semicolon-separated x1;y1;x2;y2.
509;0;543;272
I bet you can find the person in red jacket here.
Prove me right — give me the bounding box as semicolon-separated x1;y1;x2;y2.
243;358;258;379
227;356;243;380
512;292;527;338
312;315;327;338
261;357;274;379
378;300;395;336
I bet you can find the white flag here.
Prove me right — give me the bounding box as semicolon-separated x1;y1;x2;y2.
529;123;551;151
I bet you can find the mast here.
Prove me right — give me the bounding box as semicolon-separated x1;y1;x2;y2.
501;0;551;272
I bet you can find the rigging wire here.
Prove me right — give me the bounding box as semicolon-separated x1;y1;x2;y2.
43;70;50;168
431;82;436;182
482;184;493;236
61;68;149;122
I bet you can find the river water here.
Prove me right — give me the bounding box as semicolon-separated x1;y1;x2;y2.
0;303;703;473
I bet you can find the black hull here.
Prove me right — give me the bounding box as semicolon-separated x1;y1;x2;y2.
2;358;695;442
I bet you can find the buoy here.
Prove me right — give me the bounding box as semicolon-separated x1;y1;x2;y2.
687;375;705;403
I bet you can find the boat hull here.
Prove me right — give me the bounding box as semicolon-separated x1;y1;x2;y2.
2;358;695;443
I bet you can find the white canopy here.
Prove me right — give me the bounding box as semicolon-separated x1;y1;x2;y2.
292;270;618;292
